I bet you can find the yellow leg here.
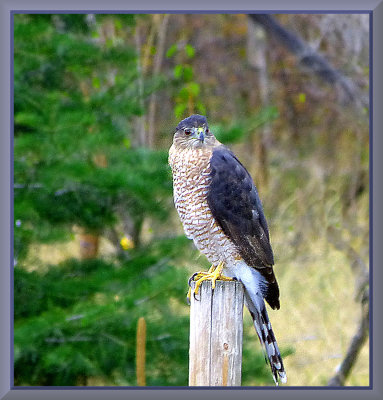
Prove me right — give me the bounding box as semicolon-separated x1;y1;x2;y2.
186;261;234;302
207;264;216;273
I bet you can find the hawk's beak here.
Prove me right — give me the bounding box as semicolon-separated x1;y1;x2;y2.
197;128;205;142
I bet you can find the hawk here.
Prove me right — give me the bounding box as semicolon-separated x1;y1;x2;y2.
169;114;286;385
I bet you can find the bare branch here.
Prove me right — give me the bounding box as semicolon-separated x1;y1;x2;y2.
328;290;369;386
249;14;368;110
326;226;369;385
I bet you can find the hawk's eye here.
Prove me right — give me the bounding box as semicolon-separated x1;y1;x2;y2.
184;129;192;136
206;128;210;133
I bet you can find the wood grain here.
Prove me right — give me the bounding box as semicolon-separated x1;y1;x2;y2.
189;280;244;386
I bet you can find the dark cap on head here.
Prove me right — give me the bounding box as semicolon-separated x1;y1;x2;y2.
176;114;208;131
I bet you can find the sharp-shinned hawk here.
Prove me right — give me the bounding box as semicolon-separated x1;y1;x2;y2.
169;114;286;385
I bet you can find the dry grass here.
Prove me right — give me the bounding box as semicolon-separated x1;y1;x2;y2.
26;234;116;272
270;241;369;386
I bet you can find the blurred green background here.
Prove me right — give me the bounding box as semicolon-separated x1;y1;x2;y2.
13;13;369;386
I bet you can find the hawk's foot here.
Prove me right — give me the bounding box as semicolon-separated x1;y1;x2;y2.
186;261;233;302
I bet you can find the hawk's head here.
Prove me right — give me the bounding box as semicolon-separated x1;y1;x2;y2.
172;114;217;150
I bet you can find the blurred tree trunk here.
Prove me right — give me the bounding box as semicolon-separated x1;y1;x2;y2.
118;21;149;247
134;23;146;147
247;19;270;189
79;230;100;259
147;14;170;148
76;77;112;259
106;205;144;253
78;154;109;259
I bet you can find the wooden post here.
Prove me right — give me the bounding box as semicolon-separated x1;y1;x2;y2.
188;280;244;386
136;317;146;386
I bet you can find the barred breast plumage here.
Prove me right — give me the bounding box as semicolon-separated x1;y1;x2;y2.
169;145;239;266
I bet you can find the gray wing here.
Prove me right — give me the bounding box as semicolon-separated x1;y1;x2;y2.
207;146;279;309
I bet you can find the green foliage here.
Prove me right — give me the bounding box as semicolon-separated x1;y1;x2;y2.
212;106;279;144
13;15;192;385
14;238;192;386
166;43;206;119
184;44;196;59
166;44;178;58
14;14;170;259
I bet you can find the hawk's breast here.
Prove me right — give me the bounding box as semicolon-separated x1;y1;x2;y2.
169;145;240;265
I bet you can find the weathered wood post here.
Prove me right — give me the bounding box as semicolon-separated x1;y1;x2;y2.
188;280;244;386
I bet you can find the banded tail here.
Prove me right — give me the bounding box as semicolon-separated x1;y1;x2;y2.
244;290;287;385
234;262;286;385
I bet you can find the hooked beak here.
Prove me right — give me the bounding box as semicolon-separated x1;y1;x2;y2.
197;127;205;142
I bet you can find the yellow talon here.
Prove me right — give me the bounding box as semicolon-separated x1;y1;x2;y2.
187;261;234;302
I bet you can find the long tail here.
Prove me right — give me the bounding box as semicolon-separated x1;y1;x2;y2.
234;263;287;385
244;290;287;385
